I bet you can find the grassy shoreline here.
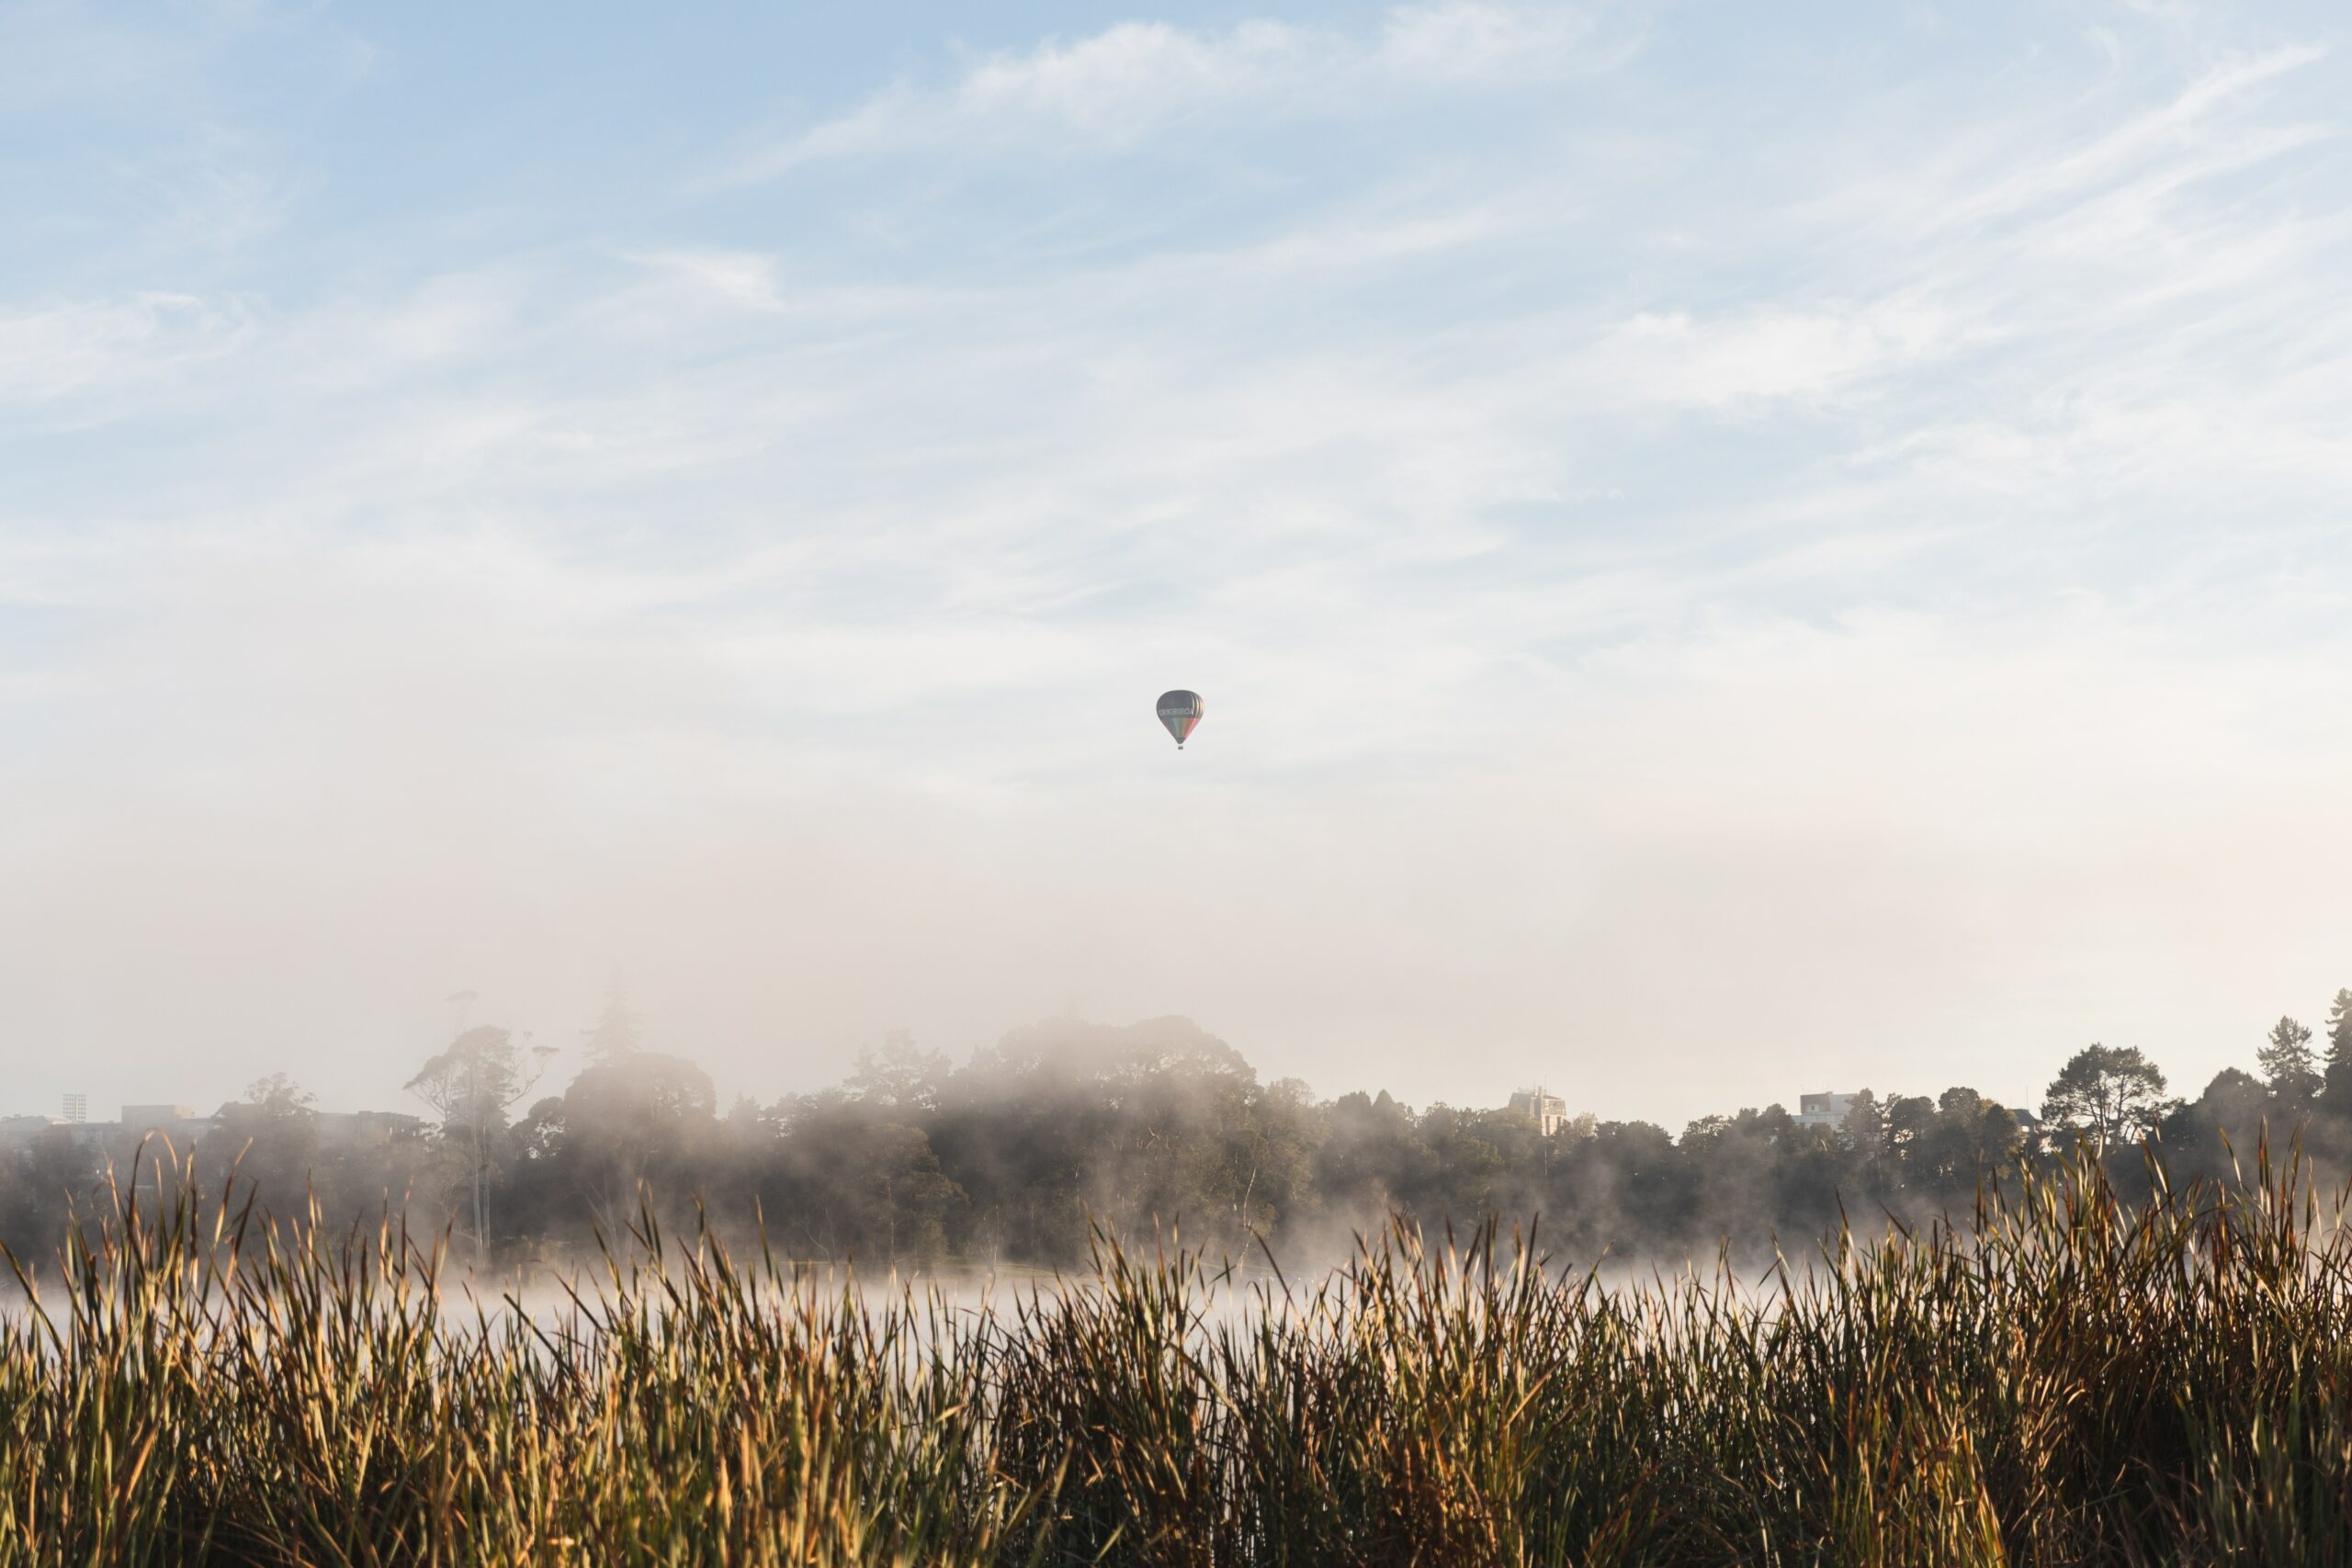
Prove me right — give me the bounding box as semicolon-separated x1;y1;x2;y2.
5;1150;2350;1565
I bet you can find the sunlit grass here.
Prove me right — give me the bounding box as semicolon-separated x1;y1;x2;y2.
5;1144;2351;1564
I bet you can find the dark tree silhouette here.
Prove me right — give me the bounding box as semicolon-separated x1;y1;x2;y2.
2256;1016;2320;1105
2041;1044;2168;1152
2324;991;2352;1107
39;1002;2352;1275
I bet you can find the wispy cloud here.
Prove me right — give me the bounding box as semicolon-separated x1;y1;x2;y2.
0;291;258;405
1583;299;1970;409
729;2;1628;178
4;1;2352;1122
618;249;789;312
1947;45;2329;230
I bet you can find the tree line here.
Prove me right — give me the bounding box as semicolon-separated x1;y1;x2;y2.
6;994;2351;1274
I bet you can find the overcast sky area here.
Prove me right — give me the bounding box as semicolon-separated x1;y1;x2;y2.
3;0;2349;1126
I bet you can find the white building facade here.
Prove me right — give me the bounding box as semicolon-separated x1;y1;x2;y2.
1795;1091;1859;1130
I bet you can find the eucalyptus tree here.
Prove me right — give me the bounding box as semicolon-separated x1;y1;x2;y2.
407;1025;555;1266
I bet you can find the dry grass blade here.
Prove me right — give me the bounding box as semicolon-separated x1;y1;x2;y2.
4;1145;2350;1563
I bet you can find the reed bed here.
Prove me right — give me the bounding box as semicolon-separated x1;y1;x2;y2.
5;1146;2352;1565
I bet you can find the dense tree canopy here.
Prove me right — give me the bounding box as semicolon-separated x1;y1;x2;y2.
10;1001;2352;1278
2040;1044;2168;1152
2257;1017;2320;1105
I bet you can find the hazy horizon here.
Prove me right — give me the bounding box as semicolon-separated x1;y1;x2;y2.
6;0;2351;1126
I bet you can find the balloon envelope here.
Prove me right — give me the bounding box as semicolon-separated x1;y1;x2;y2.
1156;690;1204;748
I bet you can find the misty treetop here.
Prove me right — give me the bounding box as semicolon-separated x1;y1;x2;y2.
9;1002;2352;1275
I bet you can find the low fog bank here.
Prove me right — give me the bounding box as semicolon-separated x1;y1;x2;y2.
6;1009;2350;1283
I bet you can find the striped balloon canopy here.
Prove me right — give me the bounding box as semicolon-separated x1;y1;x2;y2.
1156;690;1204;750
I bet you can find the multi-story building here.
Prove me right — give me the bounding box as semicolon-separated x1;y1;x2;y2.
1507;1087;1569;1136
121;1103;217;1141
1795;1091;1859;1130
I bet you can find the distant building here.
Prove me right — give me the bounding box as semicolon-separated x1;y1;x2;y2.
204;1100;429;1145
4;1100;423;1153
62;1093;86;1123
0;1114;66;1145
1508;1087;1568;1136
119;1103;219;1146
1796;1091;1859;1130
313;1110;427;1146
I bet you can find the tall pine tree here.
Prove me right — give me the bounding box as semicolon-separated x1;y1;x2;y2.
2324;989;2352;1105
2257;1015;2319;1104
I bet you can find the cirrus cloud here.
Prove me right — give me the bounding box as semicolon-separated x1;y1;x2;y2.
729;2;1631;177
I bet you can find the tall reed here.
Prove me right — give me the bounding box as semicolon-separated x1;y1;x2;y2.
4;1141;2349;1564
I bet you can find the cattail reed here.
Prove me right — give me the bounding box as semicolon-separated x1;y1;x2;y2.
4;1141;2350;1564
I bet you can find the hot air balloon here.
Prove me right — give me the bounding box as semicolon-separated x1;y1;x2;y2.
1157;690;1204;750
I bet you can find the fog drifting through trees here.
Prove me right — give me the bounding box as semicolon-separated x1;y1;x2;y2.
8;997;2352;1282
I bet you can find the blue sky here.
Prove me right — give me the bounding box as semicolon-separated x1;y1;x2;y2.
4;0;2350;1123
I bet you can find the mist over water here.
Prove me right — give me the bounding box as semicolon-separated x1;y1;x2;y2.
11;4;2352;1560
12;1005;2346;1301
